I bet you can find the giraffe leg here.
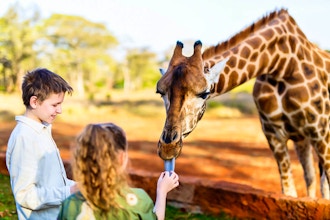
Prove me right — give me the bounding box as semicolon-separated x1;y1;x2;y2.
294;140;316;198
313;139;330;199
267;135;297;197
319;163;329;199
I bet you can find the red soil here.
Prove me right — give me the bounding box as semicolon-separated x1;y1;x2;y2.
1;117;327;218
0;117;319;197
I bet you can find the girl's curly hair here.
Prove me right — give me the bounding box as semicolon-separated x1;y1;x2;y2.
73;123;128;213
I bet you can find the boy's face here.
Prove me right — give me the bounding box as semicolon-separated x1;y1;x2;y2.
30;92;66;124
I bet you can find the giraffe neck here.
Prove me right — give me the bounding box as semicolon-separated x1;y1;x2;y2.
202;9;312;95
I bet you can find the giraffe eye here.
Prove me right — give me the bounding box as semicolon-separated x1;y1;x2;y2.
156;89;165;97
197;92;210;99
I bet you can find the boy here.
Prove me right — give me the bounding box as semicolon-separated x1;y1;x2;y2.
6;68;77;219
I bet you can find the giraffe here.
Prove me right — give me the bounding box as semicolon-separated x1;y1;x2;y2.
156;9;330;198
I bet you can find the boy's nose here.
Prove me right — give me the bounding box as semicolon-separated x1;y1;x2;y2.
56;105;62;114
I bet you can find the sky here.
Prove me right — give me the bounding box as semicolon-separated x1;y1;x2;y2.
1;0;330;57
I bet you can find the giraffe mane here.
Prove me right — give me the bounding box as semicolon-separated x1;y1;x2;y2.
202;8;289;60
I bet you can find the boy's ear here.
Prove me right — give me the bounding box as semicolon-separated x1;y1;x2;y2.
29;96;38;108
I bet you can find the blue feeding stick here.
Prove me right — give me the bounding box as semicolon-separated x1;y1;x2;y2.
164;158;175;172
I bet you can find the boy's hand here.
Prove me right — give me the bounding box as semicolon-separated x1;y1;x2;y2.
70;184;79;194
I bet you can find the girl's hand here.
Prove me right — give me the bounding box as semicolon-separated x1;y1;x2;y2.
157;171;179;194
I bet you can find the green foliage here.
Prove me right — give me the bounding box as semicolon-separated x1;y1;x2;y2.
165;205;234;220
0;174;17;219
39;14;118;97
125;48;160;90
231;78;255;94
206;79;257;116
0;2;256;97
0;4;40;92
0;3;162;96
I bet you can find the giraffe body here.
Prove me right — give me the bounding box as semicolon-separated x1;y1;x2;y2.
156;9;330;198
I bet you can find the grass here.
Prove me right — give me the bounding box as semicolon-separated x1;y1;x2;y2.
0;174;17;219
165;206;233;219
0;174;232;219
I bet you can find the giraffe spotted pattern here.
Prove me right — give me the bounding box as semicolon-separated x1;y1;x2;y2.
156;9;330;199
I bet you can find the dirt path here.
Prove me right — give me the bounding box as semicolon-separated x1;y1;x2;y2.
0;117;321;198
124;117;320;198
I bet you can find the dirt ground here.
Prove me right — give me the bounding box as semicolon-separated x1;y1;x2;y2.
1;116;321;198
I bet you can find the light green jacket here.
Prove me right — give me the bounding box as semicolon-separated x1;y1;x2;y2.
57;188;157;220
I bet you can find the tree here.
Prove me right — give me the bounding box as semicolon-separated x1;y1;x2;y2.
39;14;118;98
0;4;40;92
125;48;159;91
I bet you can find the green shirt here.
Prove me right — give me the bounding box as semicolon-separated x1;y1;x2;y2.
57;188;157;220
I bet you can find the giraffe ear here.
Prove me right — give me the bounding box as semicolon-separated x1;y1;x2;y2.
204;58;229;84
159;68;166;75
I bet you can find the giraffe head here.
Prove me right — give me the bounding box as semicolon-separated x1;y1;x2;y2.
156;41;228;160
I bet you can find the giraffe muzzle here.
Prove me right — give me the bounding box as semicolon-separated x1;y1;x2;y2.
157;140;182;160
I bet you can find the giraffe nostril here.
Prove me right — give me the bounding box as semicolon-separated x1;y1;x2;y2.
172;131;177;142
162;132;168;144
161;130;179;144
163;131;172;144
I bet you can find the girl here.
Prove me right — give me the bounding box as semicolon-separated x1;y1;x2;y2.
57;123;179;220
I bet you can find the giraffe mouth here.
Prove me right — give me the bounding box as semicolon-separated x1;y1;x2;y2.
182;131;191;138
157;139;182;160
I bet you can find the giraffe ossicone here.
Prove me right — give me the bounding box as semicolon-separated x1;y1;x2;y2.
156;8;330;199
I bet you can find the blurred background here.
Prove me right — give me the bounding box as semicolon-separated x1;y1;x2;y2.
1;0;330;152
1;0;330;148
1;0;328;204
1;2;330;218
0;0;329;98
